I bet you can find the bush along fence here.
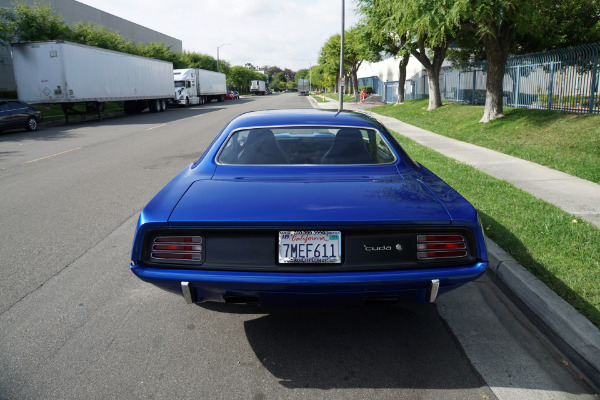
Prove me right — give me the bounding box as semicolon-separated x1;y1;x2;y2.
360;42;600;114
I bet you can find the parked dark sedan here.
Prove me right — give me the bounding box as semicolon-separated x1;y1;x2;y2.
0;99;42;133
129;109;488;307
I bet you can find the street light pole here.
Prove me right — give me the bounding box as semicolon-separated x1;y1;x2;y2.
339;0;345;111
217;43;231;73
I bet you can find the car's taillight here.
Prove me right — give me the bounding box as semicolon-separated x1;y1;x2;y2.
416;234;468;260
150;236;204;262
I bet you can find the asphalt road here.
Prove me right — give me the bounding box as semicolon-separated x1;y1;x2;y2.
0;93;597;399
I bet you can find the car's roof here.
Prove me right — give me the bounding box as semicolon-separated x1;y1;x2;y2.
224;109;386;131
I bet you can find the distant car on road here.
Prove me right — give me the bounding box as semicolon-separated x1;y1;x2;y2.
232;91;240;99
129;109;488;307
225;91;236;100
0;99;42;133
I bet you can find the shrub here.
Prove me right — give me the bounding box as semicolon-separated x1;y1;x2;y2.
0;90;18;99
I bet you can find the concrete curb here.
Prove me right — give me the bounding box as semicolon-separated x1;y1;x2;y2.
486;238;600;389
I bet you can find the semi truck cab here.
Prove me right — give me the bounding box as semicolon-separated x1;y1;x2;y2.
173;69;198;106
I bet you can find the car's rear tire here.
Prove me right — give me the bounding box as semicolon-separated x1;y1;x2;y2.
26;117;38;131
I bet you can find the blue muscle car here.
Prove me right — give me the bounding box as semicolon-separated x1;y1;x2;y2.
129;109;488;306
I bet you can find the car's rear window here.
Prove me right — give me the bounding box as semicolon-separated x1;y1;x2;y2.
217;126;396;165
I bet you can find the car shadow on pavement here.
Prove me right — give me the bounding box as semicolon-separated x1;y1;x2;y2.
234;303;494;395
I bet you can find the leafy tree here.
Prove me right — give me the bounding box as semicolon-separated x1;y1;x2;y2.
270;70;288;91
226;66;265;90
455;0;600;121
356;1;411;103
138;42;179;64
0;1;72;45
358;0;600;120
295;68;309;81
319;25;379;100
345;24;380;101
227;65;252;90
177;51;216;70
263;65;282;78
273;71;287;84
71;22;133;53
318;34;342;92
282;68;296;82
370;0;463;109
309;65;327;92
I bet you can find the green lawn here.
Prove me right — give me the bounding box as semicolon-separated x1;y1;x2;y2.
393;133;600;328
372;100;600;184
323;93;357;103
369;100;600;327
310;94;328;103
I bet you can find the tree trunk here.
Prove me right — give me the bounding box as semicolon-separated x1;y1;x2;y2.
396;52;410;104
410;41;448;110
426;71;442;110
481;56;506;122
480;24;514;123
352;67;360;102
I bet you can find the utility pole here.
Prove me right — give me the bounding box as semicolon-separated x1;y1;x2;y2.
217;43;231;73
339;0;345;111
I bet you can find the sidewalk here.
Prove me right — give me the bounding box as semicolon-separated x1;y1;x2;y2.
310;95;600;389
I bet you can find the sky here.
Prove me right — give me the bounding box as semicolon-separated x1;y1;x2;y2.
77;0;362;72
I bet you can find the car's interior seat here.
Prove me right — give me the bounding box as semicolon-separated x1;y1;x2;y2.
321;128;373;164
238;128;288;164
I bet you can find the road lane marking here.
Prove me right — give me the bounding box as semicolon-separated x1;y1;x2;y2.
24;147;81;164
146;124;167;130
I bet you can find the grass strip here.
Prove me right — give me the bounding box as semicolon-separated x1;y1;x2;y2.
35;101;125;122
323;93;356;103
310;94;328;103
391;132;600;328
373;100;600;184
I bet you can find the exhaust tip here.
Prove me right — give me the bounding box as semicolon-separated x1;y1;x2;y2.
428;279;440;303
181;282;193;304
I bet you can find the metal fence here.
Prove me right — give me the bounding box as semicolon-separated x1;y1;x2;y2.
364;43;600;113
440;43;600;113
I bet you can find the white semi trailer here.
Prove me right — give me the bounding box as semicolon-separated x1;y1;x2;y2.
250;80;267;95
297;78;310;95
11;40;175;121
173;68;227;106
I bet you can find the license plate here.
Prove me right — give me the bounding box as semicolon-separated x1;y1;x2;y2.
279;231;341;264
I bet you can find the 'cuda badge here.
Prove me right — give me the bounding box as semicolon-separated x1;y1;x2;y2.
363;244;403;252
364;245;391;252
